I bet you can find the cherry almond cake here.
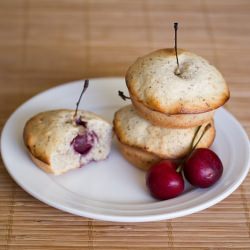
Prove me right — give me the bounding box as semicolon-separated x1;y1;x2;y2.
114;48;229;171
23;109;112;175
126;48;229;128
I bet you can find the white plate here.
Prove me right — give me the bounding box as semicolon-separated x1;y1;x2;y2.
1;77;250;222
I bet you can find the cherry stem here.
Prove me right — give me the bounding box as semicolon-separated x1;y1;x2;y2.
74;79;89;119
174;22;181;75
118;90;131;101
190;125;202;150
191;123;211;152
176;123;211;173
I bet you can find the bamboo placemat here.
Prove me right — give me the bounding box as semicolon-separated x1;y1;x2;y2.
0;0;250;249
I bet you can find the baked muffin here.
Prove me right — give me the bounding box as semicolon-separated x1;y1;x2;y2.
114;105;215;170
116;140;162;171
126;48;229;128
23;109;112;175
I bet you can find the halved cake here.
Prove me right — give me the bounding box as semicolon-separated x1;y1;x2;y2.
23;109;112;175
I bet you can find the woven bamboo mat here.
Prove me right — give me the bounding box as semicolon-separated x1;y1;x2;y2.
0;0;250;249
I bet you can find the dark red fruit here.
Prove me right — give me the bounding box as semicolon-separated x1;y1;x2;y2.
71;132;96;155
183;148;223;188
75;117;87;128
146;160;185;200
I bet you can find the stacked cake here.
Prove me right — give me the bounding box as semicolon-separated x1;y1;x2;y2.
114;48;229;170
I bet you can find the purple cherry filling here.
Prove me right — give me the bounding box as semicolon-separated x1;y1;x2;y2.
71;132;98;155
75;117;87;128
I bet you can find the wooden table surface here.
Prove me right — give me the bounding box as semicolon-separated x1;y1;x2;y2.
1;0;250;249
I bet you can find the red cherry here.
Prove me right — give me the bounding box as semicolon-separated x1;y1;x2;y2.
146;160;185;200
71;133;95;155
75;117;87;128
183;148;223;188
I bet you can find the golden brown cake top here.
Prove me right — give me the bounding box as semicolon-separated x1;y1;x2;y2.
126;48;229;115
